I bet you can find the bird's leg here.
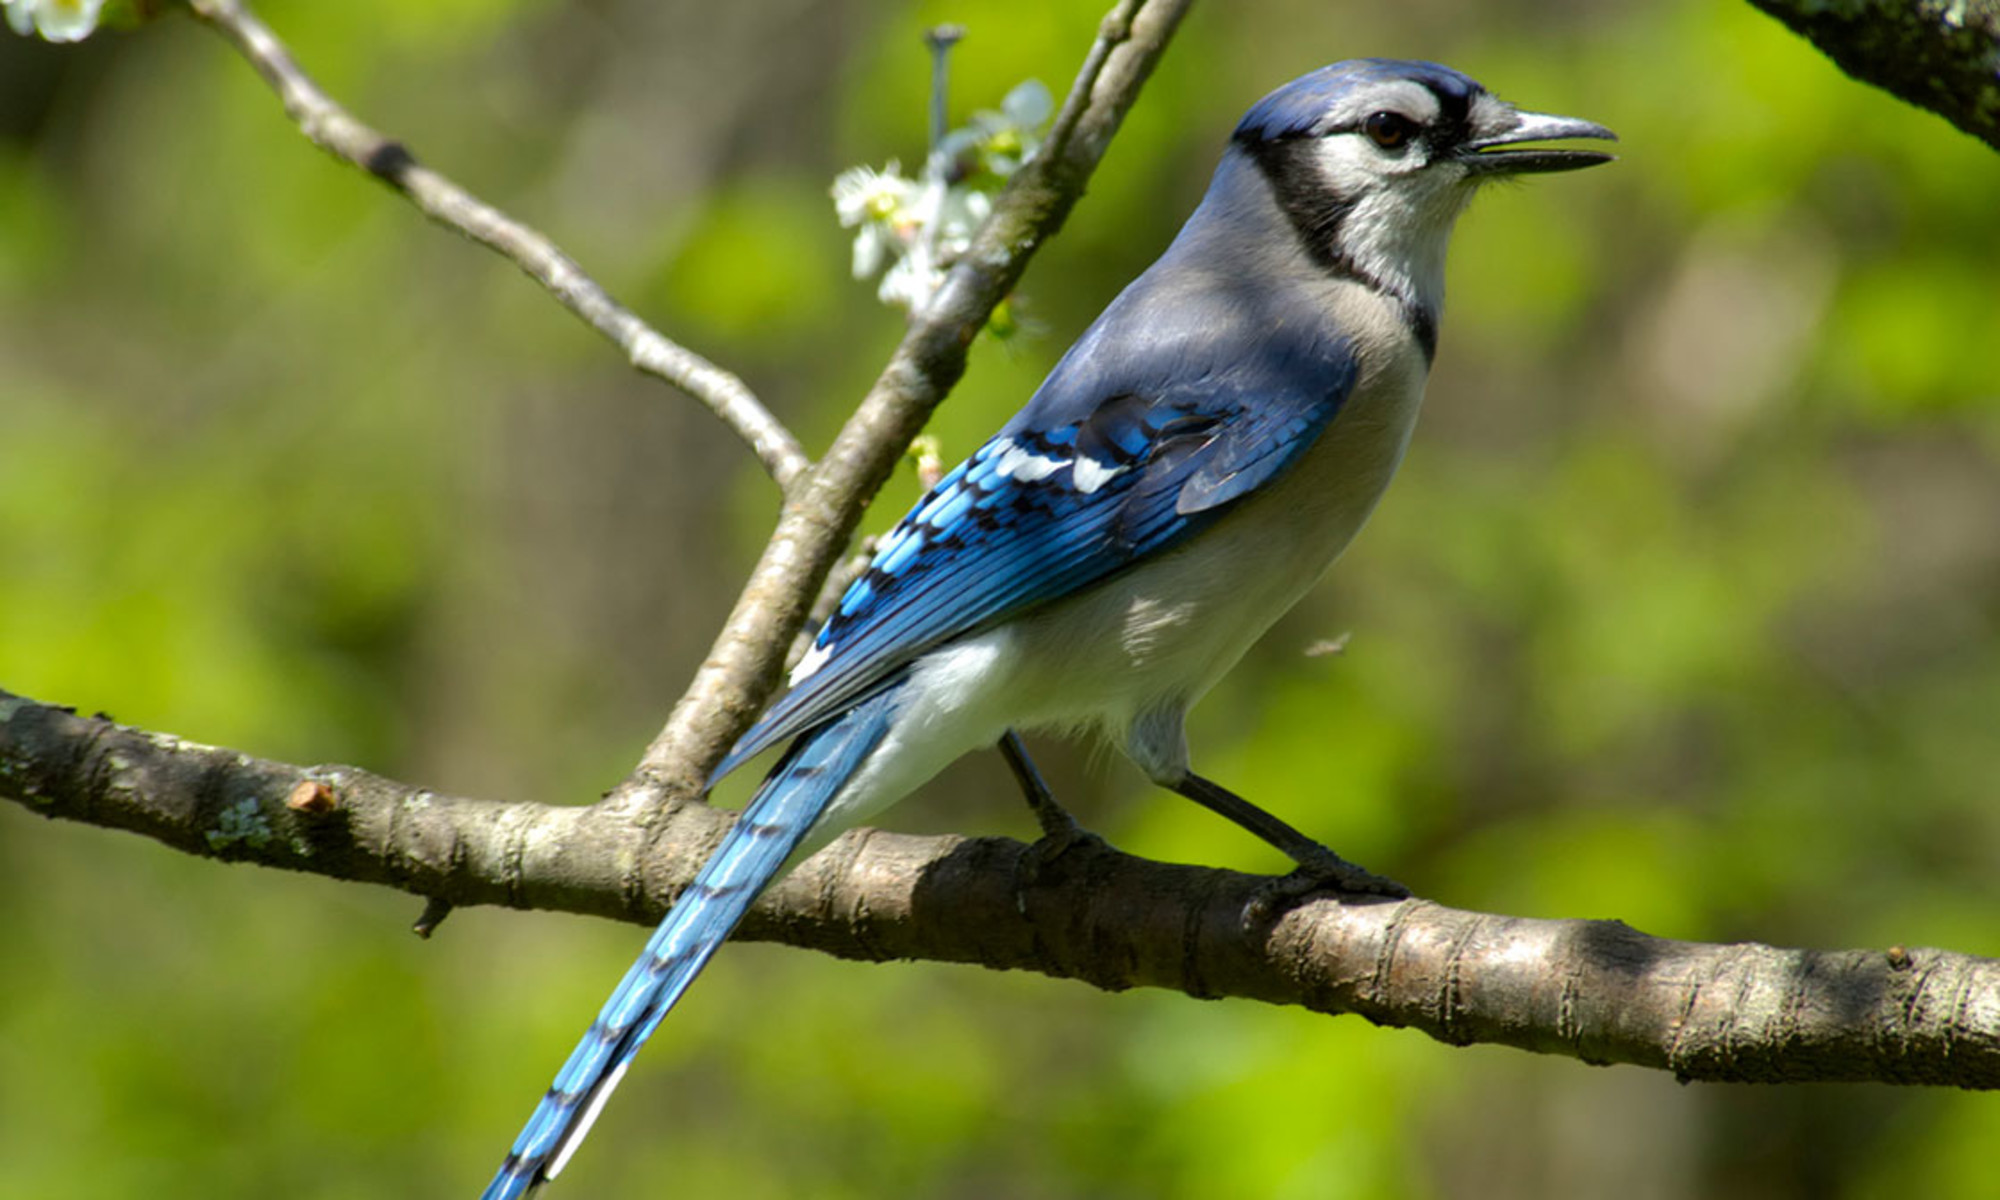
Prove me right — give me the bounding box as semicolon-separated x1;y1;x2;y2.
999;730;1078;838
1170;773;1409;917
999;732;1105;897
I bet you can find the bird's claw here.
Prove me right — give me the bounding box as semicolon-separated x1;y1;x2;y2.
1013;821;1109;913
1243;849;1409;928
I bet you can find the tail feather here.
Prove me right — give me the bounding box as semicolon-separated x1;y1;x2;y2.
479;686;901;1200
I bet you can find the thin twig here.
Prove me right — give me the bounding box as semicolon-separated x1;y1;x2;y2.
180;0;812;490
1043;0;1144;161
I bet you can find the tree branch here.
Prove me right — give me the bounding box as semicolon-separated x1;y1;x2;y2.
7;688;1996;1088
180;0;813;490
1748;0;2000;151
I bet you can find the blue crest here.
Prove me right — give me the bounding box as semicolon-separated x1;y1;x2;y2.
1235;58;1482;142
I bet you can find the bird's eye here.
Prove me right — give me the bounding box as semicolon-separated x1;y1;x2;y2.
1362;111;1418;151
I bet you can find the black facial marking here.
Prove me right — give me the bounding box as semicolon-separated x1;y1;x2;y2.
1232;134;1357;276
1403;299;1439;362
1425;81;1474;153
1324;248;1438;362
1234;138;1440;364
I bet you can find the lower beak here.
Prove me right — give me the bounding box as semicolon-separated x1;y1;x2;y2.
1460;110;1617;176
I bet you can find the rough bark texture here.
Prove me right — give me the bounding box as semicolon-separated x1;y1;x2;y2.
6;689;1997;1088
1749;0;2000;149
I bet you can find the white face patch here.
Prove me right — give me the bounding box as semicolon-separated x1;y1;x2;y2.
1249;73;1514;321
1320;79;1443;147
1307;120;1476;319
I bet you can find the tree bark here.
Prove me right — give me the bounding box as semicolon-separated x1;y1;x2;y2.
6;688;1997;1089
1749;0;2000;150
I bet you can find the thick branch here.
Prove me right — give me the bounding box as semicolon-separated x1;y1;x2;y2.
1749;0;2000;150
180;0;811;489
6;688;1996;1088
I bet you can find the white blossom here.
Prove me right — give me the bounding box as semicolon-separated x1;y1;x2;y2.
830;77;1051;321
4;0;108;42
878;245;937;312
832;161;917;228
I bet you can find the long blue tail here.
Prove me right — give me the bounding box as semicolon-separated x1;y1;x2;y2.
480;686;901;1199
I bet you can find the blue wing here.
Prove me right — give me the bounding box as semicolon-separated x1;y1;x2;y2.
714;295;1360;782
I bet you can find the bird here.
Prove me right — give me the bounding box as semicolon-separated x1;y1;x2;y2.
480;57;1614;1199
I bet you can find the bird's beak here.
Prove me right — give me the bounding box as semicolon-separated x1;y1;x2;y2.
1460;109;1617;176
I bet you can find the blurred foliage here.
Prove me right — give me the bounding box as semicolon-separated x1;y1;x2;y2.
3;0;1999;1197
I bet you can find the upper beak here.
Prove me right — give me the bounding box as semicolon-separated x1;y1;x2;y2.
1460;109;1618;176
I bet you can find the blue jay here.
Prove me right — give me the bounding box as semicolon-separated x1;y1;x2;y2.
482;58;1612;1198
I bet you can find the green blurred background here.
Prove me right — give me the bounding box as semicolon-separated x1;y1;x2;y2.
4;0;1998;1196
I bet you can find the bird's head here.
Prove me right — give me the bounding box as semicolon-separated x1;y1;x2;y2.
1223;59;1615;337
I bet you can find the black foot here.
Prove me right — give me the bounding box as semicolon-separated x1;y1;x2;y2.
1163;772;1409;923
1244;847;1409;927
1022;816;1109;872
1012;818;1111;915
998;731;1111;909
998;730;1076;840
